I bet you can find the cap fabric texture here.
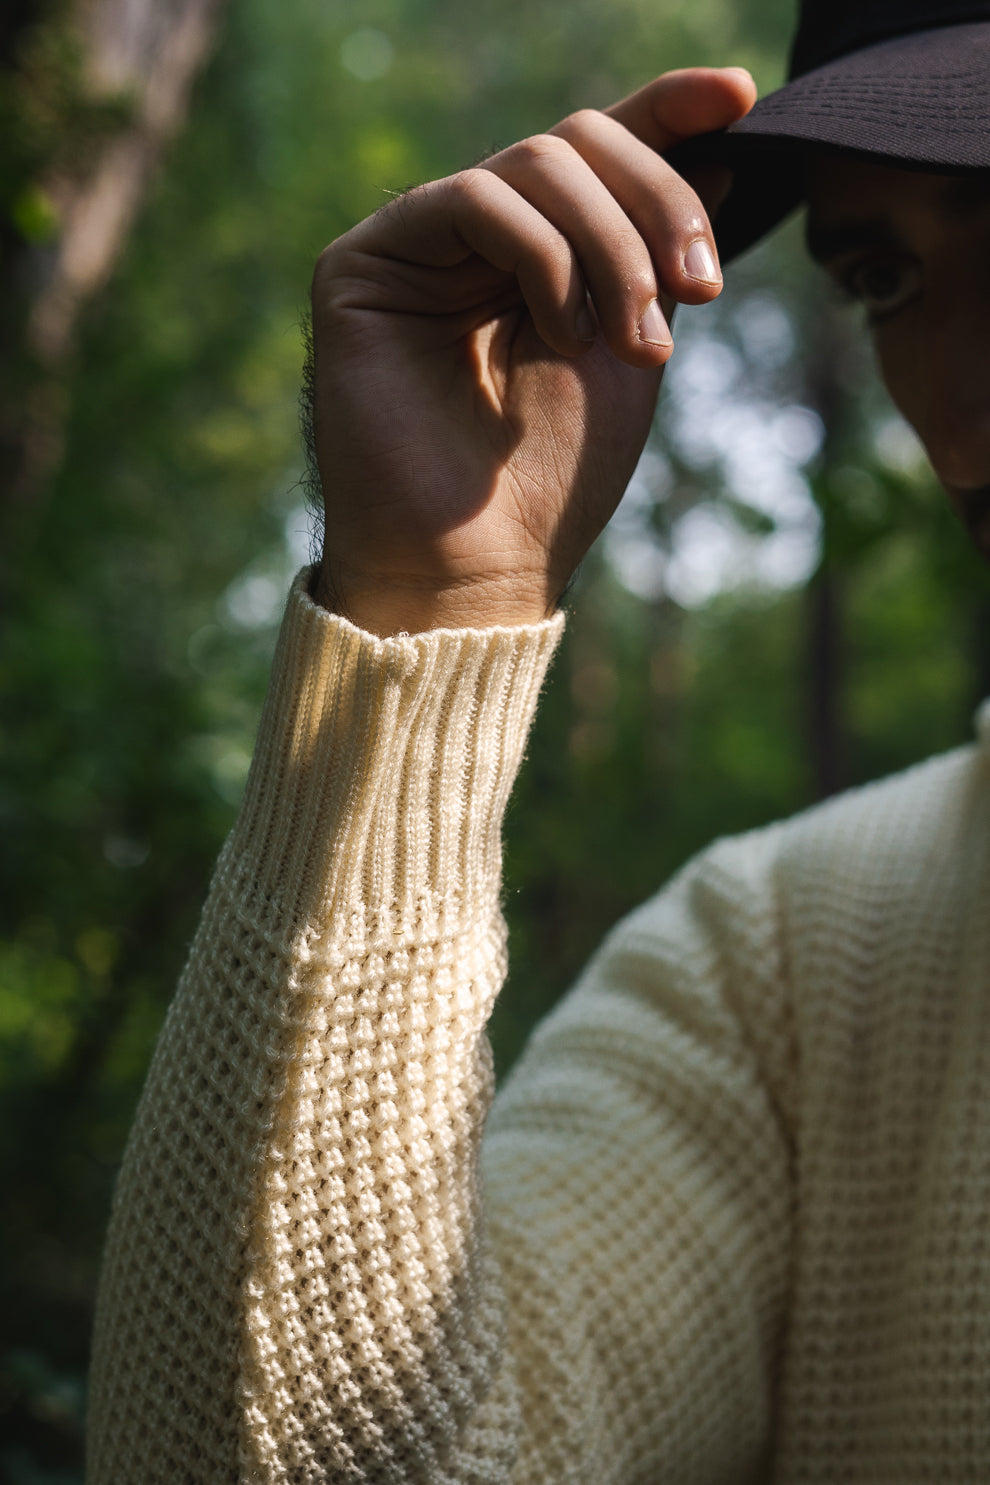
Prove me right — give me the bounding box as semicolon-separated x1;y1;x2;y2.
671;1;990;260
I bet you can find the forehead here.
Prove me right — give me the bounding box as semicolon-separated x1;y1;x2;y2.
804;156;990;262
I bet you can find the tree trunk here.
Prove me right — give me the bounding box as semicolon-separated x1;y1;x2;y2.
1;0;227;518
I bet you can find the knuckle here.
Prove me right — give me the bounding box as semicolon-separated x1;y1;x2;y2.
536;216;573;261
519;232;567;286
662;182;708;231
553;107;604;141
311;237;348;298
452;166;492;205
646;193;710;252
311;235;380;315
508;131;573;171
520;233;574;287
625;264;659;302
676;194;710;233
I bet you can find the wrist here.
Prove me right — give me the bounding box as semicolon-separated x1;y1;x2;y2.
312;560;556;637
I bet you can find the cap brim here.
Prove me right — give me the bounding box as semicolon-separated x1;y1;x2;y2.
669;18;990;263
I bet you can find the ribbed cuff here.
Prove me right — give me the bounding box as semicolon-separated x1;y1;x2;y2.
218;570;565;950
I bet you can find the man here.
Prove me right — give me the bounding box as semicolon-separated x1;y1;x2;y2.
86;0;990;1479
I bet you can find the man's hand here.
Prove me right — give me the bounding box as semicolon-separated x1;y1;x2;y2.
309;67;756;635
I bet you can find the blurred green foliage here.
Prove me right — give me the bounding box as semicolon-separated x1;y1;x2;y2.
2;0;990;1478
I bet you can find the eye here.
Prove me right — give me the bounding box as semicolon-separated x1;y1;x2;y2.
838;255;922;322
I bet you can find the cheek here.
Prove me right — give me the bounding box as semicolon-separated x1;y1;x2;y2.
873;298;990;487
874;334;920;429
871;305;943;453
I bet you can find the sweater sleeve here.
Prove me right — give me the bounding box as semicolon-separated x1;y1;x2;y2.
86;571;792;1485
481;827;795;1482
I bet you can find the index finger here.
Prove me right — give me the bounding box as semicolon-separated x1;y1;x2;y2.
605;66;757;153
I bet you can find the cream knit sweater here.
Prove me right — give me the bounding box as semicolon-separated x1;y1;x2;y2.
87;571;990;1483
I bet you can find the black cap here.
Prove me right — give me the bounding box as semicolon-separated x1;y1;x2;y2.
789;0;990;75
670;2;990;261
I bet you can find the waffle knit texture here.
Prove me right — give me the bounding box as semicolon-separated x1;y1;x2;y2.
87;569;990;1483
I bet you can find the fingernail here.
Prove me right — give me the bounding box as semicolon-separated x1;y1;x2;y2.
638;299;673;347
683;238;721;286
576;301;596;341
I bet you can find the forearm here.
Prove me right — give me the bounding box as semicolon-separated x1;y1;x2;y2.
86;571;563;1483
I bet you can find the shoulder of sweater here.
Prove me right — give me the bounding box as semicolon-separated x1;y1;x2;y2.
501;722;989;1139
770;726;989;895
607;720;989;962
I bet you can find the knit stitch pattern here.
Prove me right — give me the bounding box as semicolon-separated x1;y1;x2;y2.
87;572;990;1482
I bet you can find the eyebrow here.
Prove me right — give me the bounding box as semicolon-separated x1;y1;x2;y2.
804;217;902;266
805;174;990;264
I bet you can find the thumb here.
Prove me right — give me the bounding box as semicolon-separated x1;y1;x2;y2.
605;66;757;154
